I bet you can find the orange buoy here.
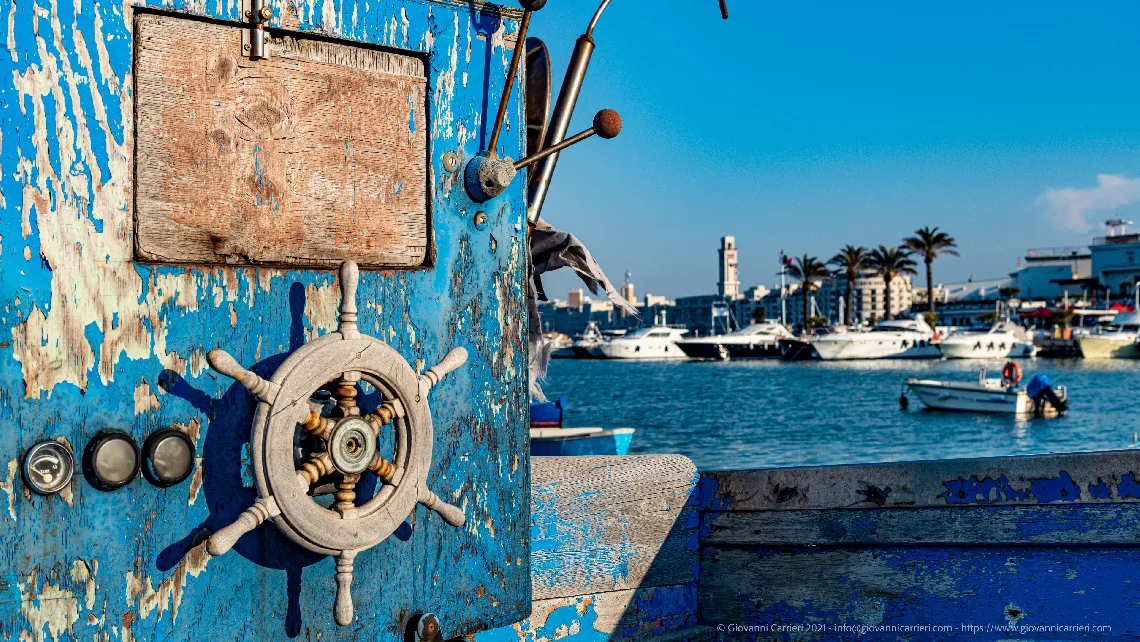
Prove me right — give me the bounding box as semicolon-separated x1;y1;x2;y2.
1001;361;1022;386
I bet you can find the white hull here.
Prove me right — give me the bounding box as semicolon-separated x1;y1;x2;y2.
596;341;686;360
907;379;1033;414
940;340;1036;359
813;339;941;360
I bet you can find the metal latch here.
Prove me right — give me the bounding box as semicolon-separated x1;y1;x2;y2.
241;0;273;59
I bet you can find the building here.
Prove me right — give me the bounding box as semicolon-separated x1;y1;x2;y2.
1090;219;1140;298
1009;247;1089;301
718;236;740;299
567;288;585;311
620;271;635;307
834;274;915;324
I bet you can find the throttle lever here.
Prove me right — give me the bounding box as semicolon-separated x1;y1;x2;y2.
466;108;621;203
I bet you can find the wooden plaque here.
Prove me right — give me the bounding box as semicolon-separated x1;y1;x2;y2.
134;13;429;267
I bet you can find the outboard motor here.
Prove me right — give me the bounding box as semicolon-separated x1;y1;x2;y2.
1027;374;1069;416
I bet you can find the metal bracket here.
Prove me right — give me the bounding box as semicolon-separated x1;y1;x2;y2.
240;0;272;60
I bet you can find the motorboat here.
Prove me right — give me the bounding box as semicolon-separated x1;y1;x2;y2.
569;322;604;358
529;397;634;455
906;367;1066;415
940;321;1037;359
677;321;793;360
811;316;941;360
596;313;688;360
1077;313;1140;359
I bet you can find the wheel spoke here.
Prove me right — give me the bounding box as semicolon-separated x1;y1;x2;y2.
335;473;360;513
297;452;335;491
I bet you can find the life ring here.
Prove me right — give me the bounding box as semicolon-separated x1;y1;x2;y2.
932;331;941;341
1002;361;1022;386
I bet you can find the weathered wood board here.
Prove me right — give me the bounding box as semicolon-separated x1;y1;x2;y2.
479;456;710;642
134;13;429;267
698;450;1140;641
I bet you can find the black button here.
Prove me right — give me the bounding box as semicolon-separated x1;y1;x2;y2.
83;431;140;491
142;429;195;487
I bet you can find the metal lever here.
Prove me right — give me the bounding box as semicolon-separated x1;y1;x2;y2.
466;109;621;203
514;109;621;170
719;0;728;19
463;1;548;204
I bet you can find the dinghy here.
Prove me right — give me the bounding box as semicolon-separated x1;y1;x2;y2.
906;364;1067;415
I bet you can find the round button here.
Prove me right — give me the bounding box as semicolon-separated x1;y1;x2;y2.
22;441;75;495
142;429;195;487
83;431;140;491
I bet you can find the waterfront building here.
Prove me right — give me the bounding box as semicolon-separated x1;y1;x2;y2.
1009;247;1089;300
833;274;915;324
1090;219;1140;298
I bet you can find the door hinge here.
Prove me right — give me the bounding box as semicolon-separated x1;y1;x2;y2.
241;0;273;59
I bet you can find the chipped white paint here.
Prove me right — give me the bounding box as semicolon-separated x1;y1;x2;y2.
69;559;98;611
0;458;17;520
133;381;159;415
19;571;80;642
124;542;211;625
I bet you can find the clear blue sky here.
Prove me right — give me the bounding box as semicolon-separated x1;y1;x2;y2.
527;1;1140;300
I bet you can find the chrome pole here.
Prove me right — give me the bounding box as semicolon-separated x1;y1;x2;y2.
526;0;610;223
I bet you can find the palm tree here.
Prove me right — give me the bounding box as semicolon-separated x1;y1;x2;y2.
785;255;830;333
902;226;959;314
866;245;917;320
828;245;868;325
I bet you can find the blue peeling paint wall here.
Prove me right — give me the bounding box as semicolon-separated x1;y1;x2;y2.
0;0;531;639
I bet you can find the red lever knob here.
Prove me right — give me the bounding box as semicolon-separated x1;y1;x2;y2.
593;109;622;139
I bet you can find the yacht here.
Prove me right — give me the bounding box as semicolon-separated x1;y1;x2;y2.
811;316;941;360
569;322;604;358
677;322;793;360
940;321;1037;359
1077;313;1140;359
596;314;688;360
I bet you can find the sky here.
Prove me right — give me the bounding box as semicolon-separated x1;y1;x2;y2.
525;1;1140;301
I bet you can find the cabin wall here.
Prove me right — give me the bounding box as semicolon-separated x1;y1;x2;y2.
1;0;531;639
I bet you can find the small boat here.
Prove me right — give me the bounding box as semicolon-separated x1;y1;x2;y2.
812;316;941;360
677;321;793;360
940;321;1037;359
906;366;1067;415
529;397;635;455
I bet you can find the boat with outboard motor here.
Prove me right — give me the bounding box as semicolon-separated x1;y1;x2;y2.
811;316;941;360
940;321;1037;359
906;363;1067;415
677;321;793;360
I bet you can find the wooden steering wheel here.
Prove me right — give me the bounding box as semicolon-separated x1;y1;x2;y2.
204;261;466;625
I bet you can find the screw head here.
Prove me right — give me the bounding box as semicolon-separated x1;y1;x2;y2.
441;151;460;173
417;614;440;640
259;6;273;20
243;43;251;51
474;211;488;230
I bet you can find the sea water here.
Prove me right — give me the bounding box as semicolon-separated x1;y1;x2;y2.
542;358;1140;471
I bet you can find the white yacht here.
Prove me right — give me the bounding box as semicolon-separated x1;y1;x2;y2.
811;316;941;360
677;322;793;360
596;315;688;360
940;321;1036;359
1077;312;1140;359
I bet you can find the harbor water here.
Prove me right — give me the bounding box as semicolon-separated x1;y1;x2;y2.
543;358;1140;471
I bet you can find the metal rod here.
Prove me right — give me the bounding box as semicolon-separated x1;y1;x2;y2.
487;10;532;154
719;0;728;19
586;0;611;37
514;128;595;170
526;36;595;222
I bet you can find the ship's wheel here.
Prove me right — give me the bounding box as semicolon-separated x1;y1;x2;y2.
205;261;467;625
